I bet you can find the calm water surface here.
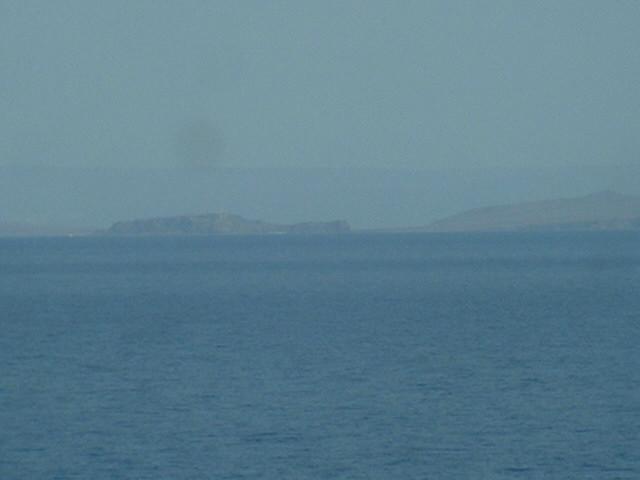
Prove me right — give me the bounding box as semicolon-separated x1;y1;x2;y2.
1;232;639;479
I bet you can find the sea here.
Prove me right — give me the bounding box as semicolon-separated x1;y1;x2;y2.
1;232;639;479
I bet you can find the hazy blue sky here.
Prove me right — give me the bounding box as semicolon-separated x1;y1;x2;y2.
2;0;639;170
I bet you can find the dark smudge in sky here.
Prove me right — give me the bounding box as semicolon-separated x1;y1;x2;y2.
174;118;225;170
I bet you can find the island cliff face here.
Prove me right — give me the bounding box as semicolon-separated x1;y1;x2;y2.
107;213;350;235
425;191;640;232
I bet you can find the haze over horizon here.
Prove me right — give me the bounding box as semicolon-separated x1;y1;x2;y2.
2;1;639;227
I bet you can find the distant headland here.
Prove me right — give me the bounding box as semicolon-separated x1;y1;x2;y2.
104;213;351;236
422;191;640;232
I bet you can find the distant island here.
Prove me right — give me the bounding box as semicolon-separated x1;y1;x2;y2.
423;191;640;232
105;213;351;235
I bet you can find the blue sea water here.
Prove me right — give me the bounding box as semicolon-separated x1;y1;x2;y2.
1;232;639;479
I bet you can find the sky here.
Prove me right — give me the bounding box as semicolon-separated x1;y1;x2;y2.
2;0;639;171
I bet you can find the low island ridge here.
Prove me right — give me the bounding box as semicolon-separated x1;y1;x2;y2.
105;213;350;235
